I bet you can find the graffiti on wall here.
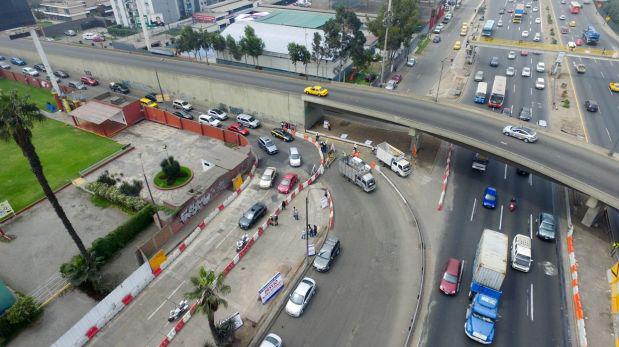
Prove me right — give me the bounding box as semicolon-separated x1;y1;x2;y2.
180;192;213;224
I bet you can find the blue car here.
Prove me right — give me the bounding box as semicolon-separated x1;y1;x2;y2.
482;186;497;209
10;57;26;66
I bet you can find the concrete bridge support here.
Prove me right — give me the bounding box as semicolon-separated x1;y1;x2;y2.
581;197;604;227
409;128;423;157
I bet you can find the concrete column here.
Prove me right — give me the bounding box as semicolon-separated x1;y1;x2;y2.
304;103;323;130
581;196;604;227
109;0;122;25
135;0;152;51
408;128;422;157
117;0;131;27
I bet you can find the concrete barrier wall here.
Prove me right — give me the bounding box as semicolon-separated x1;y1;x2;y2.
4;46;307;126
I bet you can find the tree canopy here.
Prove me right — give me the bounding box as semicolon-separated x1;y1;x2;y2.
368;0;420;60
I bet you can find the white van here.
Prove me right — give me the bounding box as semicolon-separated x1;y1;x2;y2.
511;234;532;272
236;114;260;128
289;147;301;167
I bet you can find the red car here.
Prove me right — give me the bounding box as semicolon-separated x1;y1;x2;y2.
277;173;298;194
227;122;249;136
80;76;99;86
392;74;402;84
520;50;529;56
439;258;463;295
575;38;584;46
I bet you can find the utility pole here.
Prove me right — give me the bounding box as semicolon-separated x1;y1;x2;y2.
379;0;393;86
135;0;152;51
30;28;62;97
138;153;162;228
435;59;445;102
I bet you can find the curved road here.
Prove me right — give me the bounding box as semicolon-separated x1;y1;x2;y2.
1;39;618;208
265;167;421;346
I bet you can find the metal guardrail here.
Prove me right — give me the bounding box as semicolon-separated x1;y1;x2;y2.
28;272;70;305
471;36;619;58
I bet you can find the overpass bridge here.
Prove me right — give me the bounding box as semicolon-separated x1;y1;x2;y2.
1;38;618;209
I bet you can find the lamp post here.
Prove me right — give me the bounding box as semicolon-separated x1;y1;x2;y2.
154;58;165;99
305;187;328;261
609;137;619;156
138;153;162;227
435;58;446;102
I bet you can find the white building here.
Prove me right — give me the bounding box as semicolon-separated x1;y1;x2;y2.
110;0;199;28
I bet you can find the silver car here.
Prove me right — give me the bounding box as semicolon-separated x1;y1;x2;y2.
312;235;341;272
502;125;538;143
474;70;484;82
537;212;556;241
285;277;316;317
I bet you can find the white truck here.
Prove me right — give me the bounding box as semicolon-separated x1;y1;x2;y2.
338;155;376;192
375;142;412;177
472;153;489;172
470;229;508;297
511;234;532;272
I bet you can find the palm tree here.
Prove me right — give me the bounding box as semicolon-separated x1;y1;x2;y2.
0;91;92;267
186;267;231;342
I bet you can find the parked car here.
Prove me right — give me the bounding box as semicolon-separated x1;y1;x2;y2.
259;167;277;189
502;107;512;117
482;186;497;209
271;128;294;142
10;57;26;66
569;20;576;27
226;122;249;136
80;76;99;86
561;26;569;34
92;35;105;42
54;70;69;78
82;32;96;40
584;99;598;112
238;202;267;229
489;56;499;67
46;75;60;83
140;97;158;108
285;277;316;317
0;56;5;61
313;235;341;272
277;173;298;194
432;35;441;43
173;110;193;120
21;67;39;76
304;85;328;97
64;30;76;36
406;58;416;67
33;63;46;72
502;125;538;143
236;114;260;128
474;70;484;82
109;82;129;94
536;212;556;241
439;258;463;295
259;333;282;347
559;15;566;20
392;74;402;84
68;81;87;90
575;38;584;46
258;136;278;155
207;108;228;120
289;147;302;167
173;99;193;111
385;80;397;90
0;62;11;70
198;114;221;127
519;107;532;121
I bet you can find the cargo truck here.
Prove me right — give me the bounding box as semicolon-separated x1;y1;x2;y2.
465;229;508;344
513;4;525;23
472;153;489;172
338;155;376;192
375;142;412;177
583;25;600;45
511;234;532;272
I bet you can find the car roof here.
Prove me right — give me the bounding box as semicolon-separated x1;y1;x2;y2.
264;167;275;174
541;212;555;221
445;258;461;274
251;202;265;210
282;172;297;179
486;186;497;193
296;277;315;292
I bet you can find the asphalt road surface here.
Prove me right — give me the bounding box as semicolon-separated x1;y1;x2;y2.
267;167;421;347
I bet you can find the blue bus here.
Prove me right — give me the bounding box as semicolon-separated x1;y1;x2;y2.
482;20;495;36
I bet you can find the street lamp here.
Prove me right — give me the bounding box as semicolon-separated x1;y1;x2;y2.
305;187;328;261
435;58;446;102
379;0;393;86
154;58;165;99
138;153;162;227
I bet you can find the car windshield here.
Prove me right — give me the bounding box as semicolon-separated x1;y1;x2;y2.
244;211;255;219
264;139;273;146
280;179;290;186
247;116;256;122
472;311;494;323
318;249;332;260
541;220;554;230
485;193;496;201
261;173;272;181
265;336;279;344
290;293;304;305
442;272;458;284
291;154;300;159
515;255;531;267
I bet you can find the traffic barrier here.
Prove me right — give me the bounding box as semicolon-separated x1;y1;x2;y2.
567;224;587;347
472;36;618;58
437;144;454;211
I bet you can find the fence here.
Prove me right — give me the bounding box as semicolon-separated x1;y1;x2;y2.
0;69;73;94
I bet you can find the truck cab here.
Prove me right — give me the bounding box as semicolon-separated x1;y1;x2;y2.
465;287;501;344
511;234;532;272
472;153;489;171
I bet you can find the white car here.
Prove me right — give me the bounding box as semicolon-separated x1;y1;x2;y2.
406;58;416;67
259;167;277;189
535;77;545;89
560;15;566;20
198;114;221;127
0;62;10;70
289;147;301;167
533;7;538;12
207;108;228;120
506;67;516;76
173;99;193;111
508;51;516;59
525;2;532;7
82;32;96;40
537;119;548;128
21;67;39;76
385;80;397;90
497;19;503;27
535;17;541;24
533;33;541;42
522;67;532;77
522;31;529;38
503;125;538;143
259;333;282;347
567;41;576;48
536;62;546;72
236;113;260;128
285;277;316;317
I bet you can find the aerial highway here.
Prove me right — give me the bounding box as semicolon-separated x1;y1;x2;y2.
1;37;619;209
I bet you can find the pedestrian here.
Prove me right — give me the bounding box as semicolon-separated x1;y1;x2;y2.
316;133;320;142
353;144;358;153
603;47;606;55
281;200;286;211
293;207;299;220
327;121;331;131
313;225;318;237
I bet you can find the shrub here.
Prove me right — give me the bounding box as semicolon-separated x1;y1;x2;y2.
161;156;182;185
88;181;147;212
0;294;43;344
562;99;570;108
97;170;117;186
106;25;138;37
119;180;143;197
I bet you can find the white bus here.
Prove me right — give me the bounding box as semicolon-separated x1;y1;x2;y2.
474;82;488;104
489;76;507;108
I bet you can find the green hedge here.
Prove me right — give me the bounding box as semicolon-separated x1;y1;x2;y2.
106;25;138;37
0;295;43;345
88;181;147;212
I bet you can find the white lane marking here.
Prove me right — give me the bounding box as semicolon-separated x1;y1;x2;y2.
504;164;508;179
530;213;534;239
216;228;237;249
530;87;533;96
531;57;533;64
531;283;535;321
607;128;613;142
147;280;186;320
514;83;517;93
601;71;605;78
511;104;514;114
508;25;511;30
470;198;477;222
499;205;504;230
529;172;533;187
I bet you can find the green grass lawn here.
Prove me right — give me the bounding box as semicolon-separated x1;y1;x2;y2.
0;118;123;213
0;79;56;110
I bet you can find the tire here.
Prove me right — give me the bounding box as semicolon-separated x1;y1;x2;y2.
524;138;530;143
503;131;510;136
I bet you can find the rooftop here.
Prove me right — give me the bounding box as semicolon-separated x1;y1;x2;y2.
257;9;333;29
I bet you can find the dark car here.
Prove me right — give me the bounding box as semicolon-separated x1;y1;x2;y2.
145;93;158;102
271;128;294;142
239;202;267;229
489;57;499;67
439;258;463;295
432;35;441;43
312;235;341;272
518;107;532;121
0;56;5;61
10;57;26;66
536;212;556;241
33;63;46;72
173;110;193;120
584;100;598;112
54;70;69;78
516;168;530;176
109;82;130;94
258;136;278;155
